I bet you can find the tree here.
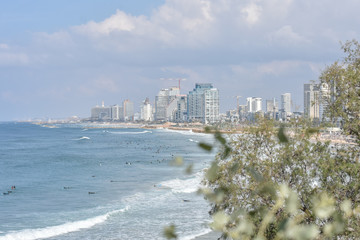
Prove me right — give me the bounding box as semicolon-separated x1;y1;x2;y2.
200;119;360;239
320;39;360;143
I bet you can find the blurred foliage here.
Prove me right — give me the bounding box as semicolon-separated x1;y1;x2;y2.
320;39;360;144
200;118;360;240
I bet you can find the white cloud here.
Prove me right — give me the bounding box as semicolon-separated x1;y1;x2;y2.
0;43;9;50
0;52;29;66
269;25;309;45
241;3;262;25
33;31;74;47
73;10;137;36
257;60;303;75
78;77;119;97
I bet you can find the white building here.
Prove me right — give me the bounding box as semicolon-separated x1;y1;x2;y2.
187;83;219;124
111;105;121;120
91;101;111;121
304;82;320;120
123;99;134;121
140;98;153;121
204;88;219;124
281;93;292;113
155;87;180;121
246;97;262;113
319;83;330;121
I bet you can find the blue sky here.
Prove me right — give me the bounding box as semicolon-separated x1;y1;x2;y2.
1;0;359;121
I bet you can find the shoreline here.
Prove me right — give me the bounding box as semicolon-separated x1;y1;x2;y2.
33;121;356;145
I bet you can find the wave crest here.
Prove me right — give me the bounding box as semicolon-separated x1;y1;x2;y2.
0;207;129;240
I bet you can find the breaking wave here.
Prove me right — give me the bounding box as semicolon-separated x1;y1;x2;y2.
0;207;129;240
107;130;152;135
159;172;203;194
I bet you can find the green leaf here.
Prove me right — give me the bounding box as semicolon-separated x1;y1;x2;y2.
306;128;319;135
277;126;289;143
163;224;177;239
215;132;227;145
170;156;184;166
199;142;213;152
206;162;219;181
185;163;193;175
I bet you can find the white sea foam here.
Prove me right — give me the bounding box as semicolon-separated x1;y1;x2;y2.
73;136;90;140
159;172;203;193
0;207;129;240
180;228;212;240
107;130;152;135
188;139;199;143
161;128;212;139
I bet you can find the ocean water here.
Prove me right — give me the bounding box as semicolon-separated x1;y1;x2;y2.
0;122;215;240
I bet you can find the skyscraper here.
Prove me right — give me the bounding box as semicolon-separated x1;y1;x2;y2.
140;97;153;121
123;99;134;121
246;97;262;113
111;104;121;120
319;83;330;121
91;101;111;121
155;87;180;121
187;83;219;124
281;93;292;113
266;98;278;113
304;82;320;119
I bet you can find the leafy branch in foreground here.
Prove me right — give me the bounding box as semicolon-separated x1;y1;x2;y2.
200;118;360;240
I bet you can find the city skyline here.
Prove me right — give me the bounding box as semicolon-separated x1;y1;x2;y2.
1;1;360;121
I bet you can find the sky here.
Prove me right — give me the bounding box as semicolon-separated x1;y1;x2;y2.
1;0;360;121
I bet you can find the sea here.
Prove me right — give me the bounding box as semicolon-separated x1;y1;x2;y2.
0;122;216;240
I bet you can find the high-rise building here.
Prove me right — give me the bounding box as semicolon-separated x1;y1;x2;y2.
266;98;278;113
155;87;180;121
204;88;219;124
187;83;219;124
123;99;134;121
304;82;320;119
281;93;292;113
319;83;330;121
246;97;262;113
91;101;111;121
140;97;153;121
111;104;121;120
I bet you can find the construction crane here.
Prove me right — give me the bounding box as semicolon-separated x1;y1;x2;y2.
160;78;187;91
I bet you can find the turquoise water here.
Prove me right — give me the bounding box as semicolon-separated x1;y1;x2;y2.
0;122;214;240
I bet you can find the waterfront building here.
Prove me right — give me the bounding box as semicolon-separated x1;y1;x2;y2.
123;99;134;121
140;97;153;122
166;95;187;122
155;87;180;121
187;83;219;124
91;101;111;121
204;88;219;124
111;105;121;120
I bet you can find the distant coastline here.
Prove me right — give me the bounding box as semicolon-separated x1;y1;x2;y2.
30;120;356;145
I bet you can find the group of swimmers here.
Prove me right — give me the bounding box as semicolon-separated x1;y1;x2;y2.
3;186;16;195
